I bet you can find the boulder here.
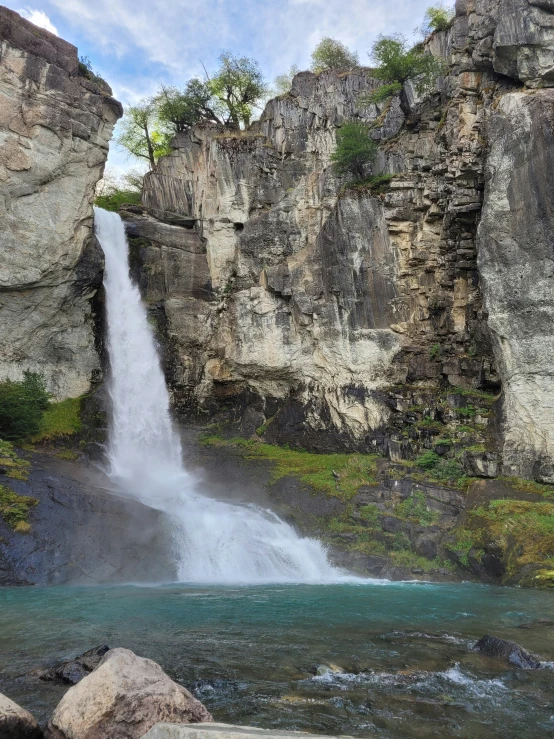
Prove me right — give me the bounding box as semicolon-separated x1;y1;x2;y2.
473;635;543;668
0;692;42;738
460;451;499;478
45;648;212;739
39;645;110;685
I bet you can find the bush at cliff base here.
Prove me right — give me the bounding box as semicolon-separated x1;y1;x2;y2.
0;372;50;441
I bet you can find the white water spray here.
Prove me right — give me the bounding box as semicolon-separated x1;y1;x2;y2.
94;207;342;583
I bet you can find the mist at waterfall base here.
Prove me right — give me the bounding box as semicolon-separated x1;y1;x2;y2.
94;207;344;584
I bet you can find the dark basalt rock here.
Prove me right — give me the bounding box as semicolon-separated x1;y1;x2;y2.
473;635;543;669
39;645;110;685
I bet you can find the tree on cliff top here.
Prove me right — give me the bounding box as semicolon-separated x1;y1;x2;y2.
155;81;222;132
311;38;359;73
274;65;300;95
117;100;171;169
155;54;266;133
330;121;377;180
209;52;267;128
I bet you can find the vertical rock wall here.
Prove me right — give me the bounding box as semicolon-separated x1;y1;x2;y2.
130;0;554;479
0;7;122;399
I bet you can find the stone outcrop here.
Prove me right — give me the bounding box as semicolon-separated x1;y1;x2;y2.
0;692;43;738
124;0;554;482
477;89;554;481
0;6;121;399
46;648;212;739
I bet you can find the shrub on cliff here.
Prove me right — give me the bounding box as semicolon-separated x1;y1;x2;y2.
419;4;455;36
361;34;447;107
274;65;300;95
330;122;377;180
0;372;51;441
311;38;359;73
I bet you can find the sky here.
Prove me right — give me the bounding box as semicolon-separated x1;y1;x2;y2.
8;1;433;176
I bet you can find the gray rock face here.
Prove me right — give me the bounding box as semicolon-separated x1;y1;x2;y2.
477;89;554;480
0;7;121;399
0;452;177;586
130;0;554;480
0;692;42;738
494;0;554;86
46;648;212;739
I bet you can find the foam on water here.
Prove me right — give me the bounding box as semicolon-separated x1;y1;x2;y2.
94;207;346;584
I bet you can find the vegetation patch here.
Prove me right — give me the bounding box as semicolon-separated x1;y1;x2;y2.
0;372;50;441
449;500;554;582
30;397;82;443
343;173;395;195
395;491;439;526
201;436;379;500
0;441;30;481
0;484;38;533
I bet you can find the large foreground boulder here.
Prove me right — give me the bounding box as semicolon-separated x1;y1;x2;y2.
473;635;543;668
45;648;212;739
0;692;42;738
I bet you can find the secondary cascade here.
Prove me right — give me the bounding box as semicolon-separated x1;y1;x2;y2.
94;207;342;583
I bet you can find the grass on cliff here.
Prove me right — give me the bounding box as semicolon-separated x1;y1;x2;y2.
448;499;554;584
0;484;37;533
29;398;82;443
201;436;379;500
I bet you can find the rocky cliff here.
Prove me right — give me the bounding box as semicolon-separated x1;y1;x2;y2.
125;0;554;485
0;6;121;399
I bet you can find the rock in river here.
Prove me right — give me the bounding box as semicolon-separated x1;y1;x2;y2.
473;635;543;669
0;692;42;738
45;648;212;739
39;645;110;685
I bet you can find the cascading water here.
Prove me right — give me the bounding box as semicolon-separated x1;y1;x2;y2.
94;207;342;583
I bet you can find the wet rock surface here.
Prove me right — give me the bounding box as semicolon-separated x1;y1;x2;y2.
473;635;543;669
38;645;110;685
0;451;175;586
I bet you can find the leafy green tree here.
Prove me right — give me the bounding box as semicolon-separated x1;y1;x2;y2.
116;100;171;169
274;65;300;95
330;121;377;180
362;34;447;107
419;4;455;36
208;52;267;129
0;372;50;441
311;37;359;73
156;80;223;132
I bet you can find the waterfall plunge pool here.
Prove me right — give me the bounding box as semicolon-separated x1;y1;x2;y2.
1;581;553;737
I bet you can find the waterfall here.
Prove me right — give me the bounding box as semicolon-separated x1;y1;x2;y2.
94;207;342;583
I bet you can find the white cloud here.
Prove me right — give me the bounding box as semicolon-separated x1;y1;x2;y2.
18;7;58;35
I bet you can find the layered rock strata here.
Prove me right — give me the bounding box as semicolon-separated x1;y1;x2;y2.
0;7;121;398
127;0;554;481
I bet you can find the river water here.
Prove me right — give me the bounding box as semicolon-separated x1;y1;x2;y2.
1;581;553;737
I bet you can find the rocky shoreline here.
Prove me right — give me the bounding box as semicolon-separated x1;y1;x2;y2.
2;634;550;738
